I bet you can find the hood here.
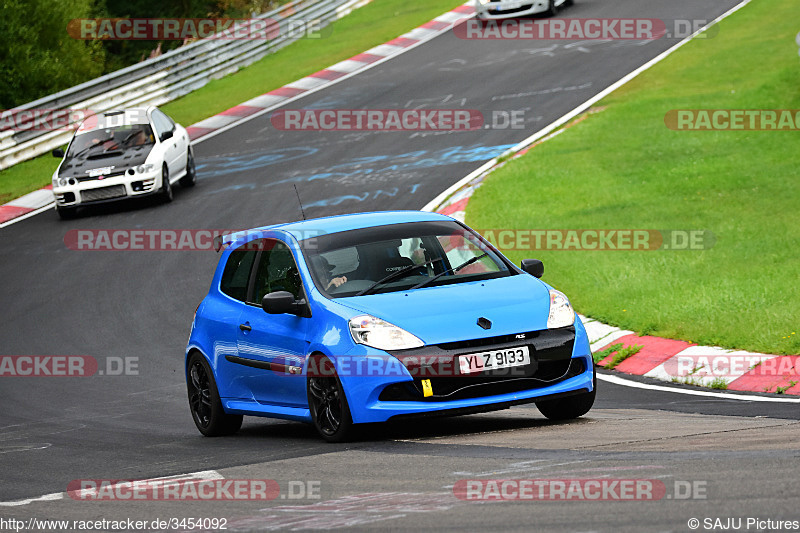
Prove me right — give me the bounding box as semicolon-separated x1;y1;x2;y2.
337;274;552;345
58;145;153;178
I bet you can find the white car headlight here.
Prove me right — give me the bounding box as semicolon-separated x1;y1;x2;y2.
136;164;155;174
349;314;424;351
547;289;575;329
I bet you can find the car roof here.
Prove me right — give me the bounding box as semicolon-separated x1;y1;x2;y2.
224;211;455;247
75;107;153;134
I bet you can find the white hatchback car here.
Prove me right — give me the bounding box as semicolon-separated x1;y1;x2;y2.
51;106;195;219
475;0;572;19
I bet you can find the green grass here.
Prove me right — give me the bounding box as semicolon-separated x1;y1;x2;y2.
466;0;800;355
604;345;642;370
592;342;623;364
0;0;464;204
709;377;729;390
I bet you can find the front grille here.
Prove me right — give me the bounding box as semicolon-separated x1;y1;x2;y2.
437;330;543;351
494;6;532;14
76;170;126;183
381;327;579;401
379;358;585;402
81;185;126;202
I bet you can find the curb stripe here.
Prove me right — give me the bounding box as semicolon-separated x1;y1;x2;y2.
308;69;349;81
267;86;308;98
219;105;263;117
0;205;34;224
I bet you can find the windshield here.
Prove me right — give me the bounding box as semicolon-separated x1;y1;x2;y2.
303;221;514;298
66;123;155;160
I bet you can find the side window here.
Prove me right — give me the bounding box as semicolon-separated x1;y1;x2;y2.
250;241;303;304
219;242;259;302
150;109;174;137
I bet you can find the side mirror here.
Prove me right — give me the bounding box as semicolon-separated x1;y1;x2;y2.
52;148;64;158
262;291;309;317
520;259;544;278
159;130;174;142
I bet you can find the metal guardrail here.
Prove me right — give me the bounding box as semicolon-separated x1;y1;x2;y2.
0;0;370;170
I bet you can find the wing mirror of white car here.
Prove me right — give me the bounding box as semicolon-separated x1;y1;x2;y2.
520;259;544;278
262;291;310;317
160;130;174;142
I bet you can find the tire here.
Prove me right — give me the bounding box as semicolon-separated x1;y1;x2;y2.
307;355;356;443
536;366;596;420
160;164;173;203
543;0;557;17
186;352;243;437
56;206;77;220
179;149;196;188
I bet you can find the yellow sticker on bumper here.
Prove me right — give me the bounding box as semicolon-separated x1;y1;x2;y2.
421;379;433;397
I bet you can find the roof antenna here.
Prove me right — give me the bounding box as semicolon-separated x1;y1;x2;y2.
293;184;307;221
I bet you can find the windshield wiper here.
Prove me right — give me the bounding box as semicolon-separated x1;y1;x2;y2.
356;257;444;296
409;252;489;291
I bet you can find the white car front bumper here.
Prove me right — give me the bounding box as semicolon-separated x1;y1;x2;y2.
475;0;551;19
52;168;161;207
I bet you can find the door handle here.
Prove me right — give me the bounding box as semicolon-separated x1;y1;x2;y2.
239;323;252;332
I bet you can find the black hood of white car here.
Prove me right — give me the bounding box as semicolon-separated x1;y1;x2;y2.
58;145;153;178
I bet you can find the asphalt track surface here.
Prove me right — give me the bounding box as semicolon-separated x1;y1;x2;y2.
2;0;799;530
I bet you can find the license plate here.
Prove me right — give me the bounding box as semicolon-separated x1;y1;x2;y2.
458;346;530;375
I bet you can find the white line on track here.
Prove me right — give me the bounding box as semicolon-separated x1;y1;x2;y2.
0;203;54;229
0;469;223;507
598;373;800;403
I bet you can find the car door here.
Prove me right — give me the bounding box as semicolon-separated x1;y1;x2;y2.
236;239;310;407
151;109;181;177
163;112;188;173
211;240;260;401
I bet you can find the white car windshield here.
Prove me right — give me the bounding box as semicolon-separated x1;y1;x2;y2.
66;123;155;160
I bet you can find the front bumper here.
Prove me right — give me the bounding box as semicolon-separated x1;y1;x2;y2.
476;1;549;19
336;320;594;424
52;169;161;207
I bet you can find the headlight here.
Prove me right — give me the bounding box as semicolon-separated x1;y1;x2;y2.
349;315;424;351
135;164;155;174
547;289;575;329
53;177;70;187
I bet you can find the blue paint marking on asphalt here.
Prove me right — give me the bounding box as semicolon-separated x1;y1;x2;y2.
194;147;319;178
303;187;404;208
198;143;516;200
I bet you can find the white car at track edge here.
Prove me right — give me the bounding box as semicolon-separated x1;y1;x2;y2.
51;106;195;219
475;0;572;19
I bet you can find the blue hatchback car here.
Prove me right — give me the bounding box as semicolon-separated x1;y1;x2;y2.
186;211;595;441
